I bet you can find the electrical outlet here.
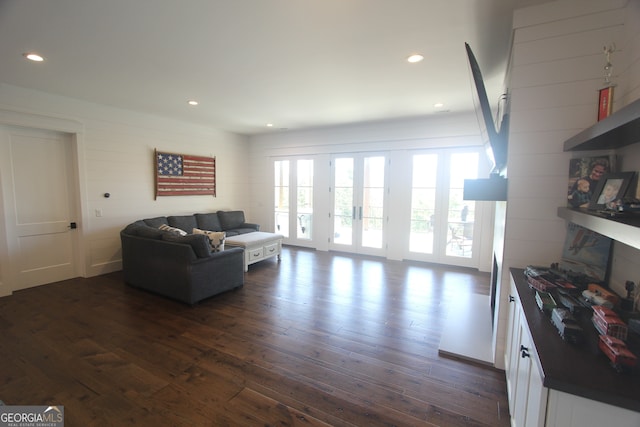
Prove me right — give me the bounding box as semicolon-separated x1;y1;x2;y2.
95;208;103;217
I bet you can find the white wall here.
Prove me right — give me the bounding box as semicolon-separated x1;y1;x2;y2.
0;83;250;290
248;112;497;271
493;0;640;370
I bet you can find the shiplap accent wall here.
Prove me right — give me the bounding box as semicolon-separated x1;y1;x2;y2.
493;0;640;370
0;83;250;285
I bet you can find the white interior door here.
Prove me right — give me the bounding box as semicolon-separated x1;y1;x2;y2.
330;153;387;256
0;126;78;291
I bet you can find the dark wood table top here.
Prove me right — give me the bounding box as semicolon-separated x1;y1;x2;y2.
511;268;640;412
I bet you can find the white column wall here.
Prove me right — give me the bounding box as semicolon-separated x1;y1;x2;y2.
493;0;640;370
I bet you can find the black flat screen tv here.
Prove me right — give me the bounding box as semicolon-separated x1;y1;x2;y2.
465;42;509;177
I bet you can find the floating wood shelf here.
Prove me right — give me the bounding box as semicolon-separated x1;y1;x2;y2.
563;98;640;151
557;207;640;249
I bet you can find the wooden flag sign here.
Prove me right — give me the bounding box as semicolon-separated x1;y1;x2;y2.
155;149;216;198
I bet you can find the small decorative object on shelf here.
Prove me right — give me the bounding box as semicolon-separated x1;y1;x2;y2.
588;171;636;210
621;281;636;312
598;44;616;122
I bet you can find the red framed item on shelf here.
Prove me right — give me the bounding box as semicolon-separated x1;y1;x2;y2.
598;86;614;121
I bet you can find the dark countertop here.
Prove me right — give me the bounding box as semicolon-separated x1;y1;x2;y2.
511;268;640;413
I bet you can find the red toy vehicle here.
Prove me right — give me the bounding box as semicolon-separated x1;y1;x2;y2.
598;334;637;372
592;306;628;341
527;275;556;293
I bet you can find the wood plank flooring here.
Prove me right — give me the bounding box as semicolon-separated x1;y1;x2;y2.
0;247;510;426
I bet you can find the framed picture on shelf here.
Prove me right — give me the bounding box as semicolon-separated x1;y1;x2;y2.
560;223;612;283
567;156;614;208
588;172;635;210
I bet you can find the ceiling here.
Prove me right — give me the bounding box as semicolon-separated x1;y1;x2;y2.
0;0;551;136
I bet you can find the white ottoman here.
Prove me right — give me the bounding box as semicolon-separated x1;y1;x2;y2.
225;232;283;271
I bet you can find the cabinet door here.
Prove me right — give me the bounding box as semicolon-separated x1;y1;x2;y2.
513;311;531;427
523;327;547;427
505;281;521;407
512;311;548;427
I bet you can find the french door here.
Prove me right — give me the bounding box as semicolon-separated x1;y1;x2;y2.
407;150;480;267
274;158;314;246
330;153;387;256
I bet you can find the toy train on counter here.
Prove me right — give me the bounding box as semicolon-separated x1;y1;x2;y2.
592;305;628;341
599;335;637;372
524;266;638;373
551;308;583;344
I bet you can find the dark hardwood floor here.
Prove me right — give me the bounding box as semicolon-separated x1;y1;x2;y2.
0;247;510;426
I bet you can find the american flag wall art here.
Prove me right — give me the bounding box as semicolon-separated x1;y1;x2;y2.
155;150;216;198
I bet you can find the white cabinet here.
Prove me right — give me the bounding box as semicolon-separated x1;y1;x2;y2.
505;279;548;427
545;390;640;427
507;271;640;427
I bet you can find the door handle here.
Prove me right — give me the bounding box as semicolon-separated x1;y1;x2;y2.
359;206;362;220
352;206;356;219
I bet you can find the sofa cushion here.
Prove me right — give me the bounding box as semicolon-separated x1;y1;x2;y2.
123;222;167;239
195;213;222;231
161;233;212;258
159;224;187;236
167;215;198;232
193;228;226;252
217;210;245;230
143;216;168;228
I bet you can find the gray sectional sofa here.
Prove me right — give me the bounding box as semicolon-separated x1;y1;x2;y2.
120;211;259;304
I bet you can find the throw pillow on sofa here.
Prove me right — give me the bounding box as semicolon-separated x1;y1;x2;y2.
159;224;187;236
193;228;226;252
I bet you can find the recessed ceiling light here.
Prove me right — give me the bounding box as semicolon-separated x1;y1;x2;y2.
434;102;445;108
266;123;274;127
407;54;424;63
187;100;198;106
23;52;44;62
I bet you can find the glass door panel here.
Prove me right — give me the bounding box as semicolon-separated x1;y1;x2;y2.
361;156;385;249
445;152;478;258
274;160;289;237
331;154;387;256
332;157;354;245
409;154;438;254
274;158;314;244
405;150;482;267
296;159;313;240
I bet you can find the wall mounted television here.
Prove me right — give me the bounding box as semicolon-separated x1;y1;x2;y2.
465;42;509;178
463;42;509;201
